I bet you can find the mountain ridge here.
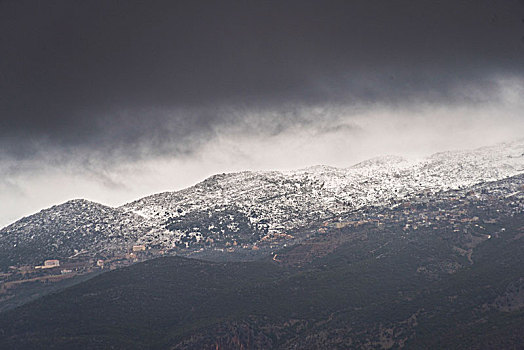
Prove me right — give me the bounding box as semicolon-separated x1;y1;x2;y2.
1;140;523;269
4;139;524;230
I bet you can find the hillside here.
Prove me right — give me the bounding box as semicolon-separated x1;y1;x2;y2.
0;200;149;268
1;175;523;349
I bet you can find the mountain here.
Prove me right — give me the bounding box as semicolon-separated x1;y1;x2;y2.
1;140;524;271
1;173;523;349
1;140;524;348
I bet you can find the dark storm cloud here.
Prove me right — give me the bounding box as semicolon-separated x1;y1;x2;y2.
1;0;523;161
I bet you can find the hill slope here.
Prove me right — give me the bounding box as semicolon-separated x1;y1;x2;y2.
0;200;149;268
1;176;523;349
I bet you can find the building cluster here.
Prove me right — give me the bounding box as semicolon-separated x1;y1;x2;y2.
34;259;60;269
0;244;160;297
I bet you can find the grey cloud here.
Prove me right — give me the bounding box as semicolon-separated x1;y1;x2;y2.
1;0;524;164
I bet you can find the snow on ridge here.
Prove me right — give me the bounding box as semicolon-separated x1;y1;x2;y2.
120;140;524;241
348;155;410;169
2;139;524;260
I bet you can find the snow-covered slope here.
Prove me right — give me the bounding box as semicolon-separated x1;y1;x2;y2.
121;140;524;247
1;140;523;266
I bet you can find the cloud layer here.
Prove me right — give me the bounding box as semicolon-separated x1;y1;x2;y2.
2;0;524;159
1;0;524;226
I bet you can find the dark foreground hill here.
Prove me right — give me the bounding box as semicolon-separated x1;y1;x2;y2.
1;193;523;349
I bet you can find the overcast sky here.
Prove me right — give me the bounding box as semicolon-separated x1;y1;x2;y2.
1;0;524;227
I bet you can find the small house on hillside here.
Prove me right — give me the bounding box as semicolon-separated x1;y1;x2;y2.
36;259;60;269
44;259;60;268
